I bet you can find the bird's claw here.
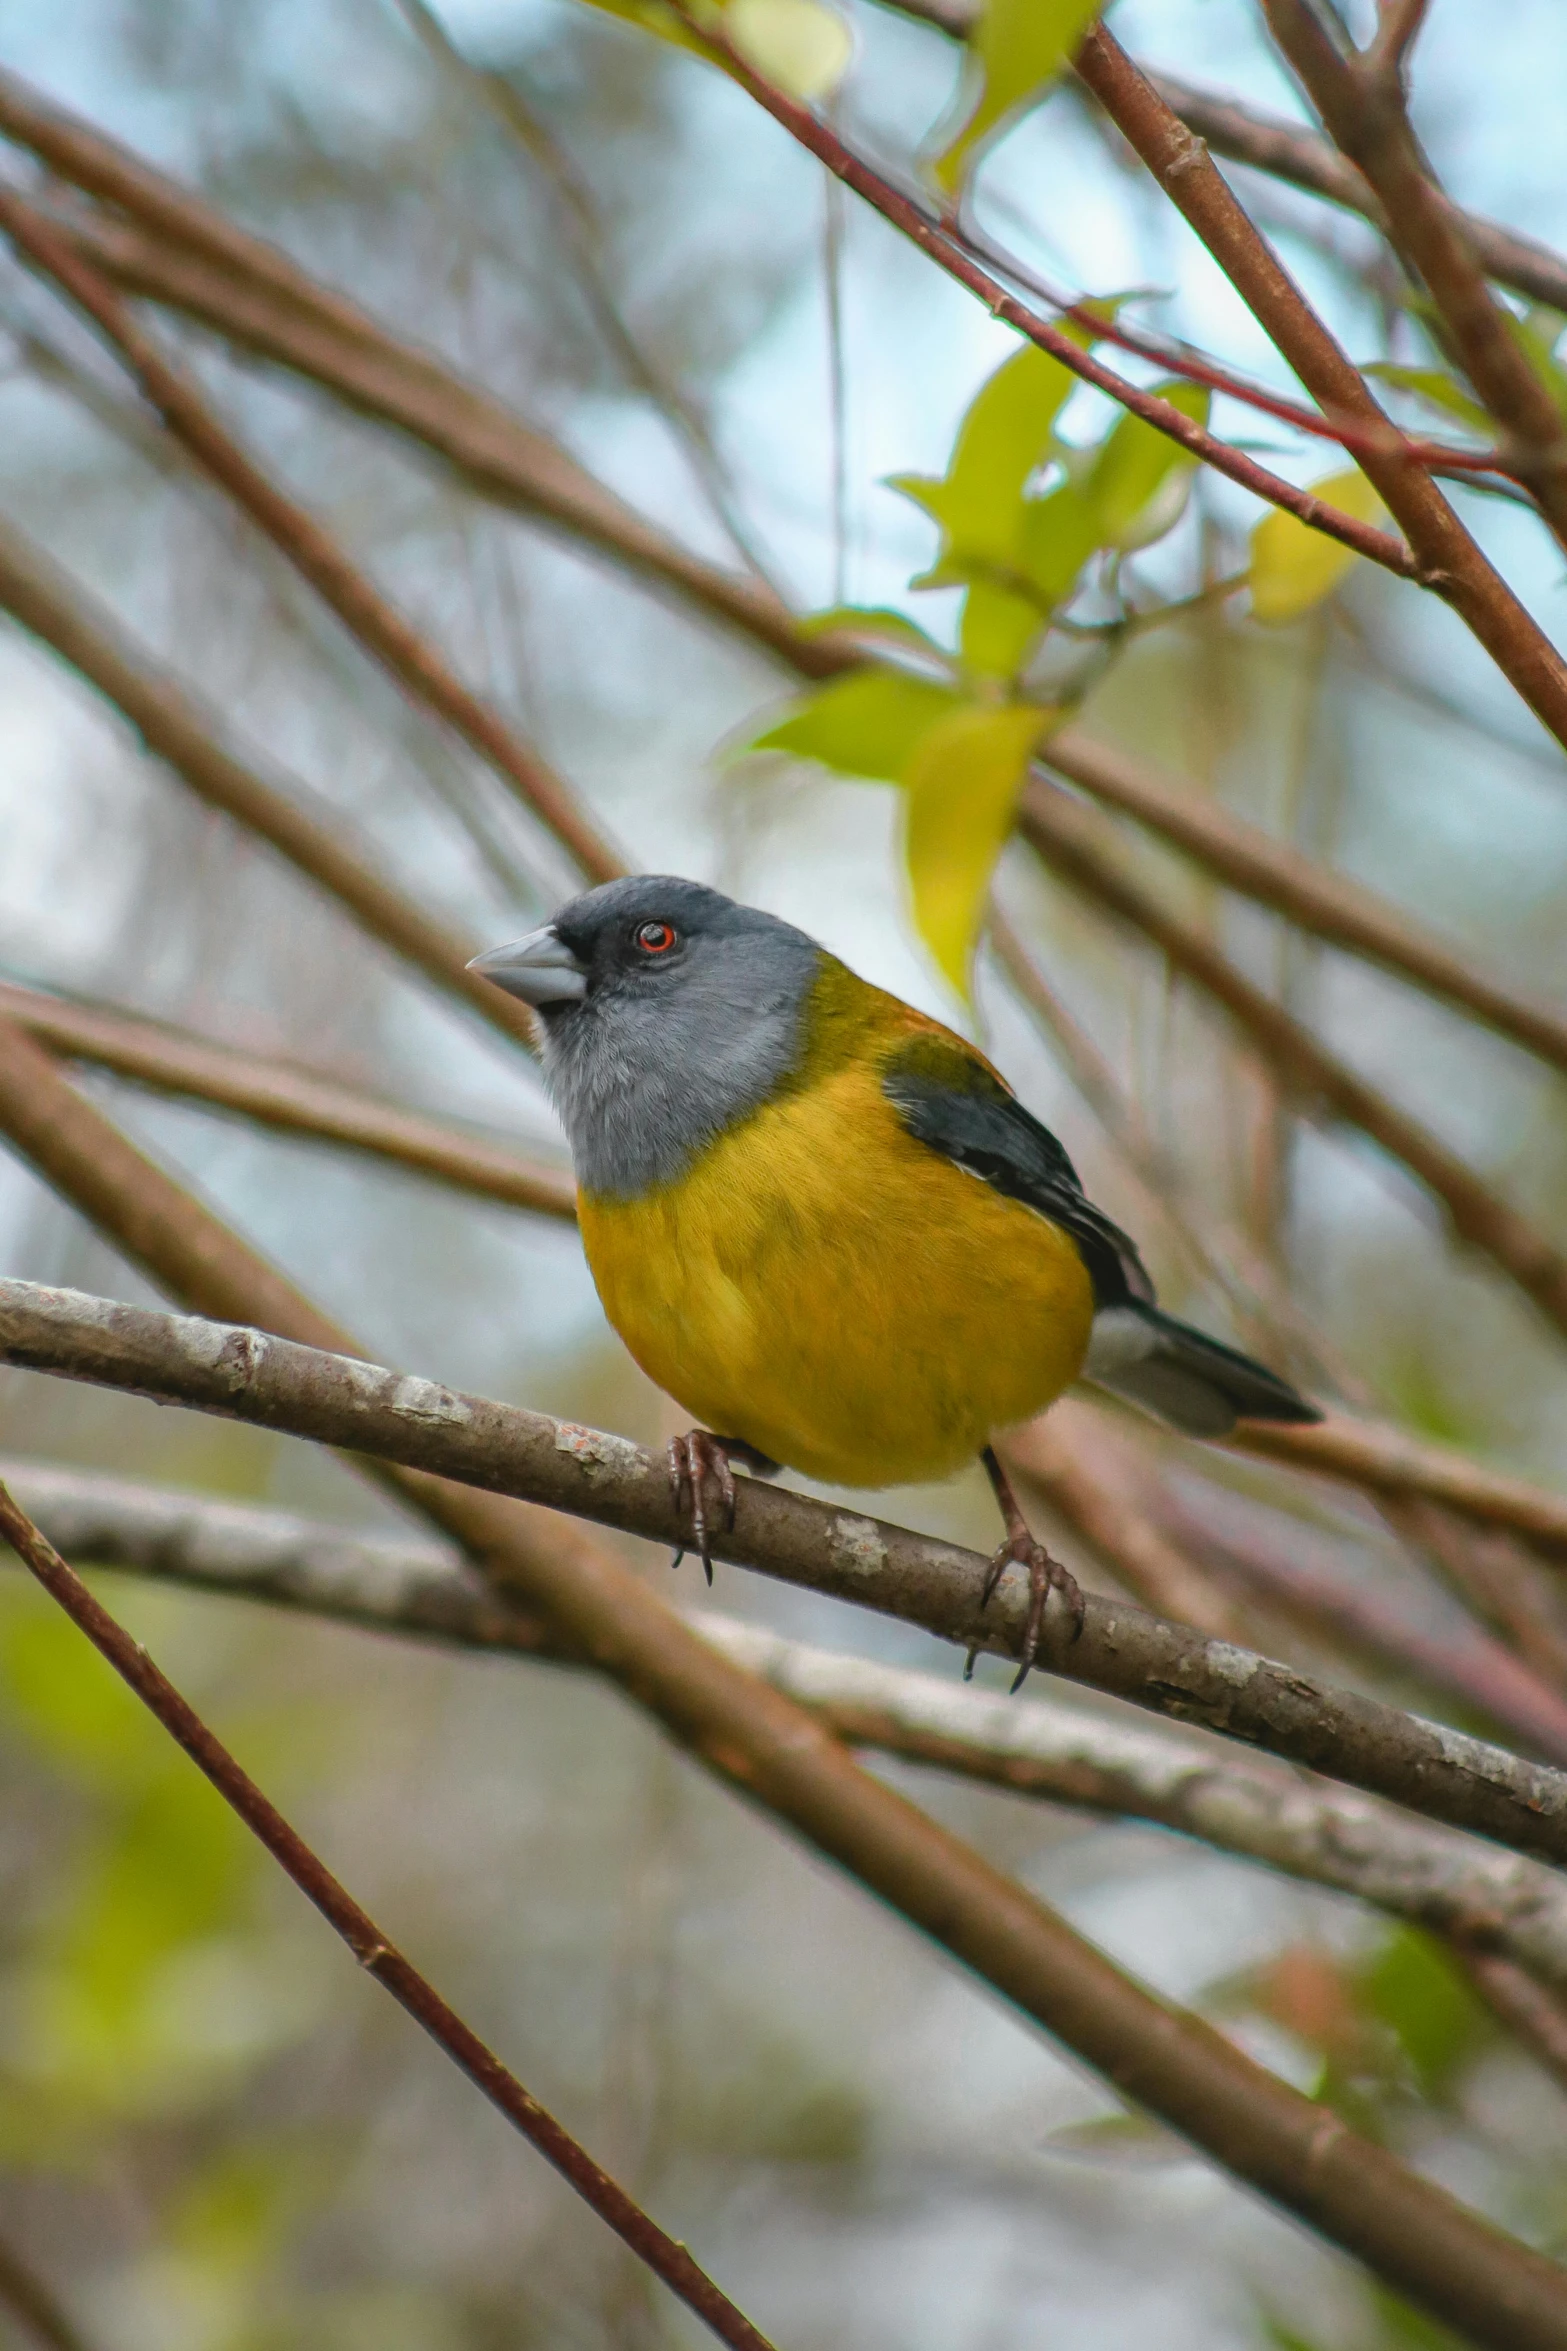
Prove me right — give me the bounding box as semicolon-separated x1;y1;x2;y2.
666;1429;738;1586
979;1532;1084;1692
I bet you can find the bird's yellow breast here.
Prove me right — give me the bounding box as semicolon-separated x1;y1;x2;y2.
578;1047;1094;1491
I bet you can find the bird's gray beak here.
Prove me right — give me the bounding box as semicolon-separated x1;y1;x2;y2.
467;927;588;1007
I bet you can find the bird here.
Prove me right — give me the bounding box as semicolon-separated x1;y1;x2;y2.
469;876;1319;1685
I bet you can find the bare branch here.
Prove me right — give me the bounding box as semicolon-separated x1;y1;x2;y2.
1016;1406;1567;1769
1072;28;1567;753
659;10;1422;579
0;513;539;1054
1259;0;1567;547
0;979;574;1219
3;1034;1567;2338
12;1454;1567;1998
6;1262;1567;1884
0;2233;90;2351
1454;1944;1567;2098
1044;730;1567;1080
0;67;836;675
0;1480;779;2351
1019;775;1567;1349
0;188;623;883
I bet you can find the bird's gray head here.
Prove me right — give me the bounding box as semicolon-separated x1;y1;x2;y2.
468;877;822;1197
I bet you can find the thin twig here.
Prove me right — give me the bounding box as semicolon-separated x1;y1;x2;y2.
1453;1944;1567;2099
1071;27;1567;755
1018;774;1567;1349
0;512;539;1054
0;978;573;1218
1259;0;1567;550
391;0;780;592
1042;729;1567;1081
0;2233;90;2351
657;6;1421;580
0;1481;778;2351
11;1453;1567;1997
0;187;623;884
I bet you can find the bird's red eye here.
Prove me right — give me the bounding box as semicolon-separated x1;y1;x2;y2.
634;920;679;956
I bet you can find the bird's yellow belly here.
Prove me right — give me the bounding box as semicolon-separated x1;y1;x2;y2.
577;1066;1094;1490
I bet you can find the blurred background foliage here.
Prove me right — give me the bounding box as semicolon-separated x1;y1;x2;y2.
1;0;1566;2343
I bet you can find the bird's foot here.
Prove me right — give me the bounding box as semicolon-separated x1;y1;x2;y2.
978;1443;1084;1691
979;1531;1084;1691
666;1429;741;1586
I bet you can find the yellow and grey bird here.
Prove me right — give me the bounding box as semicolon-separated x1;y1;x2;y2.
470;877;1318;1678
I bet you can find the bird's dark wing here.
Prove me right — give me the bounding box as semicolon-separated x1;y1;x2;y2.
880;1032;1154;1308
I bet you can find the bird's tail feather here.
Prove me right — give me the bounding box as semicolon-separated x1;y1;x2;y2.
1083;1302;1320;1437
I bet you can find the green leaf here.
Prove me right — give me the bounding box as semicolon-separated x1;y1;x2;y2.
958;580;1048;678
1503;303;1567;423
795;605;950;661
932;0;1105;197
1084;381;1209;550
888;340;1081;579
1018;478;1103;608
1249;466;1385;625
901;701;1056;995
570;0;714;63
1362;362;1493;436
1354;1928;1485;2102
724;0;851;97
747;670;965;780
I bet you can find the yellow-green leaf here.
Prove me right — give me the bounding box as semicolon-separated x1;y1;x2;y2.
1362;362;1492;436
1249;468;1385;625
1018;478;1102;609
958;580;1046;678
901;702;1056;995
932;0;1104;197
887;340;1080;580
795;604;949;660
724;0;851;97
1085;381;1209;550
571;0;714;63
747;669;964;779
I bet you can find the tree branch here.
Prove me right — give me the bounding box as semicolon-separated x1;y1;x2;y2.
1019;775;1567;1349
1043;730;1567;1081
0;1480;778;2351
1071;28;1567;753
0;66;839;678
0;188;623;885
5;1261;1567;1884
0;979;574;1219
10;1453;1567;1997
0;513;539;1054
0;2233;90;2351
13;957;1567;1584
1259;0;1567;543
660;8;1422;579
2;1040;1566;2341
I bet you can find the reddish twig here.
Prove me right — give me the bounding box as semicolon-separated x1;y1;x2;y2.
0;1482;777;2351
1071;28;1567;754
0;188;624;885
1259;0;1567;549
958;223;1509;483
657;3;1419;579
